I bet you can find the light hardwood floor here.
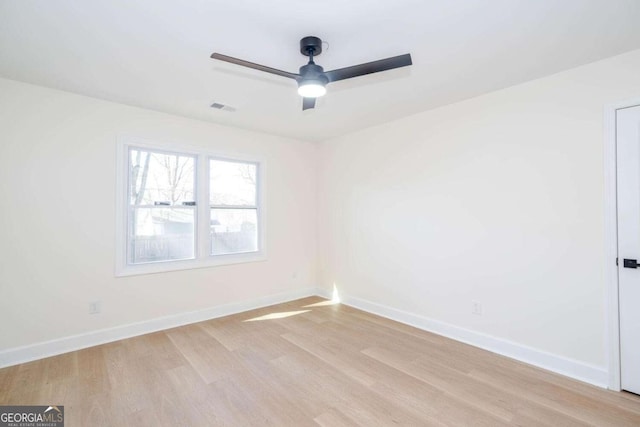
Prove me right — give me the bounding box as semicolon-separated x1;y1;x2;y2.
1;297;639;426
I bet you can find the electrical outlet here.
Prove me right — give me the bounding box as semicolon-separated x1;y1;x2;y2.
472;301;483;316
89;301;101;315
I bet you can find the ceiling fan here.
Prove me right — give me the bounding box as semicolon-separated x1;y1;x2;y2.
210;36;412;111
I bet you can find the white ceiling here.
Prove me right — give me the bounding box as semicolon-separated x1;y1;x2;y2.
1;0;640;142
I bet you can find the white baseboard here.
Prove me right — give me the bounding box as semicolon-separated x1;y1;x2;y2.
339;294;609;388
0;288;610;389
0;287;320;369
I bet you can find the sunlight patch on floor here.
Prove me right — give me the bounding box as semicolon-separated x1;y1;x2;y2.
244;310;311;322
304;300;336;307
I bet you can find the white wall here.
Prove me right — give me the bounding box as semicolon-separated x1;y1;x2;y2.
3;47;640;381
0;78;317;353
318;49;640;371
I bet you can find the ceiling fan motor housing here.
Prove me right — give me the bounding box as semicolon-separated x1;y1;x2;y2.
298;62;328;84
300;36;323;56
299;37;328;88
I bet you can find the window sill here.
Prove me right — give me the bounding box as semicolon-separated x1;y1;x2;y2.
115;252;267;277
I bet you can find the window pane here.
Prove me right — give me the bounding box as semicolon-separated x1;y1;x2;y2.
130;149;195;206
210;159;256;206
129;207;195;264
210;209;258;255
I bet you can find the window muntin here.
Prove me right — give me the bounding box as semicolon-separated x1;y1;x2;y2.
128;148;196;265
209;159;259;256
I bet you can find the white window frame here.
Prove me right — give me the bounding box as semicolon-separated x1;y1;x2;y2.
115;136;266;277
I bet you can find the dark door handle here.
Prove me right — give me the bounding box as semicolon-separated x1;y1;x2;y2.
624;259;638;268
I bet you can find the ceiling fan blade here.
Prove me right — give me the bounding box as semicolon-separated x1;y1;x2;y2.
302;97;316;111
324;53;412;83
211;53;299;80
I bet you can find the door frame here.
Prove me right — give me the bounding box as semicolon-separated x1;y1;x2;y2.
604;98;640;391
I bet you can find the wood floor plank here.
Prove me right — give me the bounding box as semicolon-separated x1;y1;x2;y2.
281;332;378;387
313;407;362;427
77;345;110;397
469;365;640;426
0;297;639;426
270;351;431;426
166;324;242;384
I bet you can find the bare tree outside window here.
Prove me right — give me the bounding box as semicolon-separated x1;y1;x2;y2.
128;148;196;264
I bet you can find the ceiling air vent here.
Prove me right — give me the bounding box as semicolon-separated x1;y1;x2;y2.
210;102;236;112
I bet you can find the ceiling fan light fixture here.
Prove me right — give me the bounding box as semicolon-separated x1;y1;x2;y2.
297;79;327;98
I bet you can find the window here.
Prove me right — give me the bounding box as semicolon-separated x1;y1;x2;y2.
117;139;264;276
209;159;258;255
128;148;196;264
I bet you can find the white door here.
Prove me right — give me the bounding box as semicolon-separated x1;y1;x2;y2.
617;104;640;395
